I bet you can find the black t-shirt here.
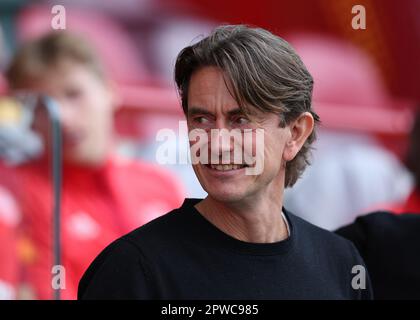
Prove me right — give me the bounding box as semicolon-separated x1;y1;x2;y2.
336;211;420;300
78;199;372;300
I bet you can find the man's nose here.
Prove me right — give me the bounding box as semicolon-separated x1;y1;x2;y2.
214;129;235;152
208;119;236;164
215;119;234;147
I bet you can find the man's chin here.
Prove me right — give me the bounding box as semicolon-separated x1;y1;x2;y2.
204;186;248;203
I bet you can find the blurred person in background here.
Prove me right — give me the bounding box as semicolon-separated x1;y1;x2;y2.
335;109;420;299
395;108;420;213
0;31;184;299
336;210;420;299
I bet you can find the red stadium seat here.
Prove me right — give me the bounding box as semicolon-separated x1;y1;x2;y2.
115;84;183;142
15;5;150;85
288;33;414;159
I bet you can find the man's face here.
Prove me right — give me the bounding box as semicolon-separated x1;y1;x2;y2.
187;66;293;203
29;60;115;165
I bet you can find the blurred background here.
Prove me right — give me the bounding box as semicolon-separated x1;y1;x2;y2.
0;0;418;299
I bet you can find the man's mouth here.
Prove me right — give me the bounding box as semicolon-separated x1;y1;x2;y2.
205;164;248;171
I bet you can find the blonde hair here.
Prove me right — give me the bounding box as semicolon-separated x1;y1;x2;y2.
6;31;105;89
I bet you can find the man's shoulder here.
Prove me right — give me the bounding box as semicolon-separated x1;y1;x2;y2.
288;209;371;300
287;210;359;257
77;235;150;299
118;202;195;255
127;207;183;236
78;205;190;298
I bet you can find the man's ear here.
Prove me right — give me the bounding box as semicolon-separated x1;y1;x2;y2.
282;112;314;161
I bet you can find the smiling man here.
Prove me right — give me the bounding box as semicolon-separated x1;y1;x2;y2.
79;25;373;300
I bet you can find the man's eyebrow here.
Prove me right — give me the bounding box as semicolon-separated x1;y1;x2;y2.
227;108;246;117
187;107;214;116
187;106;247;118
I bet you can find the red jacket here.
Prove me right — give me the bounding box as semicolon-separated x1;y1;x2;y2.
0;185;20;299
0;157;184;299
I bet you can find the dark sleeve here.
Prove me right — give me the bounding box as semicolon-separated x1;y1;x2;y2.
78;238;155;300
335;212;395;267
335;212;402;300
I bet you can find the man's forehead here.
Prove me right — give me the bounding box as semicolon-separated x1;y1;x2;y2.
189;67;234;99
187;66;272;120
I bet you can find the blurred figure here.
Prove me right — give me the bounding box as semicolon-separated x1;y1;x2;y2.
336;210;420;299
394;109;420;213
335;109;420;299
0;31;184;299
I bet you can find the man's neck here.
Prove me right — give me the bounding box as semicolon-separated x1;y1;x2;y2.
195;195;288;244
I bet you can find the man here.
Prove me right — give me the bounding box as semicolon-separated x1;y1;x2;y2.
1;31;184;299
79;25;372;299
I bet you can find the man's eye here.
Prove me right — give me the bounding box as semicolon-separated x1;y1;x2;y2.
234;116;249;125
194;116;210;124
